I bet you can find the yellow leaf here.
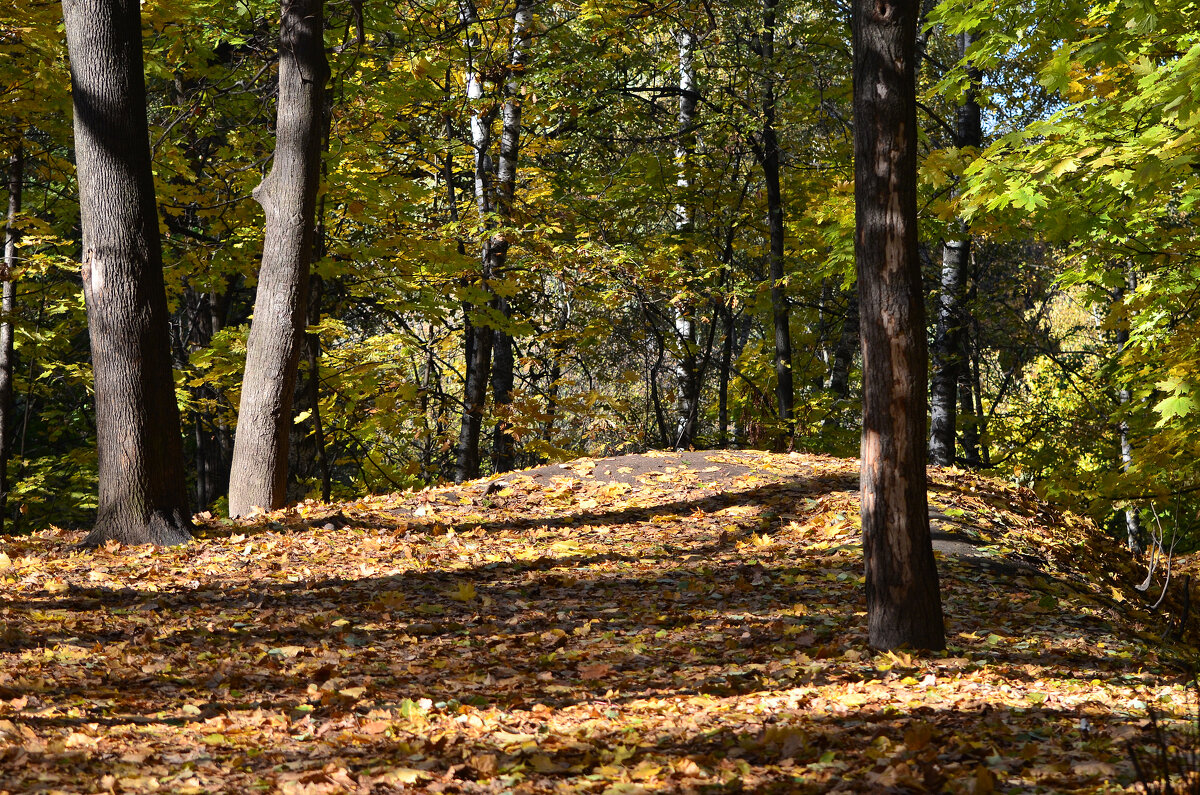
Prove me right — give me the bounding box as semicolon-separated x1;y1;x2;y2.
449;581;477;602
1110;586;1126;603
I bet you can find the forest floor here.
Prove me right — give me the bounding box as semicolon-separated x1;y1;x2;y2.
0;450;1195;793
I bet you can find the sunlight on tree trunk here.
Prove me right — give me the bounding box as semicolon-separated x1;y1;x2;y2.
852;0;945;651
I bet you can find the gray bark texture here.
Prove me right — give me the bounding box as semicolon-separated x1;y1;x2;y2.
62;0;193;546
0;145;21;533
852;0;945;651
228;0;328;517
929;30;982;466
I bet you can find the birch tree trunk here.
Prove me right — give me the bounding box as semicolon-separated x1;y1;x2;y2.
228;0;328;517
667;27;701;449
62;0;193;546
0;144;21;533
853;0;945;651
489;0;532;474
760;0;794;444
455;0;532;482
929;30;981;466
1114;273;1142;554
455;0;497;484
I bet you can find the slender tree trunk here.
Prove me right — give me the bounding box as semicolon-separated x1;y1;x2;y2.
718;302;735;448
853;0;945;651
822;289;859;437
63;0;193;546
489;0;532;474
958;369;980;466
490;315;515;471
0;144;22;533
929;30;981;466
760;0;793;443
672;26;700;449
827;290;858;399
1114;274;1142;554
228;0;328;517
455;0;495;483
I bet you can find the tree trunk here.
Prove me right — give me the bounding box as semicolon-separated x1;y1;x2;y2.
489;0;531;474
455;0;495;484
928;30;981;467
760;0;794;444
1114;274;1142;555
827;290;858;399
672;26;700;449
62;0;193;546
490;321;515;472
718;301;735;448
852;0;945;651
0;144;21;533
228;0;328;517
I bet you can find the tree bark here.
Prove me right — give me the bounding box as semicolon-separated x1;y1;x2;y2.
455;0;495;484
456;0;532;481
0;144;22;533
62;0;193;546
853;0;945;651
1114;273;1142;554
928;30;981;466
760;0;794;444
672;26;700;449
489;0;532;474
228;0;328;517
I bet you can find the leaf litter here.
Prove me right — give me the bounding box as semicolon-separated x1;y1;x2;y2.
0;451;1194;793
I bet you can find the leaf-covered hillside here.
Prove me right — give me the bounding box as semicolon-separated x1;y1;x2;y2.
0;451;1192;793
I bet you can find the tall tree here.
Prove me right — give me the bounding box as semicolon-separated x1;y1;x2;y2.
455;0;533;482
489;0;533;475
228;0;329;517
852;0;945;650
928;28;982;466
454;0;496;484
62;0;193;546
671;24;700;449
0;144;21;533
757;0;794;444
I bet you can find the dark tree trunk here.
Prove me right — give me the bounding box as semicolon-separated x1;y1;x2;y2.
718;301;735;448
62;0;193;546
456;319;492;483
289;273;331;503
0;144;21;533
852;0;945;651
228;0;328;517
760;0;794;443
827;290;859;399
186;285;235;510
928;30;981;467
490;322;515;472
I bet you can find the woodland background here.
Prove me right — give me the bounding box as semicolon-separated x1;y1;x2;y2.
2;0;1197;543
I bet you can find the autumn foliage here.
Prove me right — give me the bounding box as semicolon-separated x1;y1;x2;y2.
0;451;1191;792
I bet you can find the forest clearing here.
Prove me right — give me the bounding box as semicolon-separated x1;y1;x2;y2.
0;451;1188;793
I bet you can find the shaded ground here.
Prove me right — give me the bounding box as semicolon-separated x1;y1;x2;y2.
0;451;1192;793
